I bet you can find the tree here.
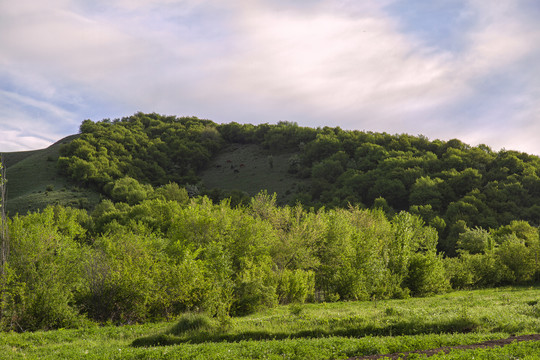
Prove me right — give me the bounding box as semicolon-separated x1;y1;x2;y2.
0;157;9;323
457;227;493;254
409;177;444;210
0;157;7;272
108;177;151;205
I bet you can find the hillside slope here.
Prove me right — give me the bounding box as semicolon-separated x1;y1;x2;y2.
3;134;100;215
199;143;309;204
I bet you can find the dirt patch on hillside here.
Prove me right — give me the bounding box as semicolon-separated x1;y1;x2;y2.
350;334;540;359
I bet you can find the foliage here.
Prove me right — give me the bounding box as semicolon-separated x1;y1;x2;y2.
6;113;540;333
277;269;315;304
0;192;464;330
2;184;540;331
6;206;89;331
457;227;493;254
58;113;224;192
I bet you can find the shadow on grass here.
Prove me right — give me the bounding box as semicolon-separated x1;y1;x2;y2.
131;316;480;348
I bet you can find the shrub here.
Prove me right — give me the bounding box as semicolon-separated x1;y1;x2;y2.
277;269;315;304
406;252;450;296
444;257;474;289
496;236;536;283
169;313;214;335
230;277;277;316
457;227;493;254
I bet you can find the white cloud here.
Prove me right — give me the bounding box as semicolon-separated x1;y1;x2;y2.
0;130;53;152
0;89;78;151
211;2;461;130
1;0;539;155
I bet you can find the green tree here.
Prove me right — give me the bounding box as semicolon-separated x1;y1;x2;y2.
496;236;536;283
409;176;444;210
108;177;151;205
457;227;493;254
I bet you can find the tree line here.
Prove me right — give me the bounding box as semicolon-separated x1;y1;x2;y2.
0;185;538;332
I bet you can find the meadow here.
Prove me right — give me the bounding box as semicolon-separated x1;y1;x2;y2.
2;287;540;359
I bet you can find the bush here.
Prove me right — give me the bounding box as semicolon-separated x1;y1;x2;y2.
7;208;88;331
464;252;512;287
457;227;493;254
107;177;150;205
230;277;277;316
277;269;315;304
169;313;214;335
496;236;536;283
406;252;450;296
16;280;83;331
444;257;474;289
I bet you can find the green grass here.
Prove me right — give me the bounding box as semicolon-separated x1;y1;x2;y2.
199;143;308;204
2;135;101;215
427;340;540;359
2;287;540;359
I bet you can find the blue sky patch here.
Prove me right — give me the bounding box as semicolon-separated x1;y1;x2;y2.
384;0;475;53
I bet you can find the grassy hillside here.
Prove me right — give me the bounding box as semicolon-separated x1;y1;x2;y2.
2;138;307;214
3;135;100;215
199;143;309;204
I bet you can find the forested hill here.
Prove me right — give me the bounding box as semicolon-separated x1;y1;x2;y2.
56;112;540;254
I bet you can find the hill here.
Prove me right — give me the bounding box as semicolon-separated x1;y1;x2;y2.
1;113;540;334
3;134;100;215
4;112;540;255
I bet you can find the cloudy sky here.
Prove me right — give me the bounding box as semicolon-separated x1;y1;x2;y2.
1;0;539;154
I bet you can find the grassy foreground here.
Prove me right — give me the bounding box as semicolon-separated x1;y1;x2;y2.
2;287;540;359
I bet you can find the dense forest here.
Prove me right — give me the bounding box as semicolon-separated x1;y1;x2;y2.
59;112;540;255
0;112;539;332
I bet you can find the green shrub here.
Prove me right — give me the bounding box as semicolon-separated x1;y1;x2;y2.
277;269;315;304
444;257;474;289
406;252;450;296
169;313;214;335
496;236;536;283
230;277;277;316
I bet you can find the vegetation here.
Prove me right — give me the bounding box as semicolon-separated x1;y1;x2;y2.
1;287;540;359
0;188;537;332
53;113;540;255
58;113;223;190
3;113;540;358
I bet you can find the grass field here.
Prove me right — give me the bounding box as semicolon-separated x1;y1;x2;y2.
2;135;101;215
2;287;540;359
199;143;309;204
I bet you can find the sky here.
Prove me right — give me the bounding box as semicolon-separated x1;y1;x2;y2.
1;0;540;154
